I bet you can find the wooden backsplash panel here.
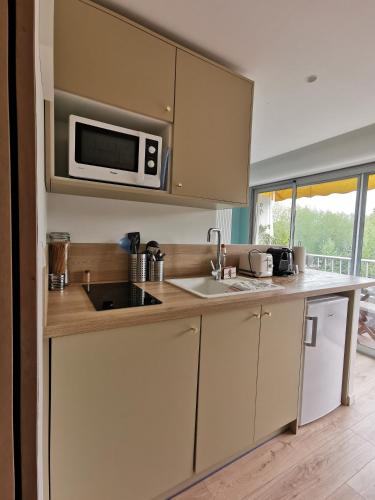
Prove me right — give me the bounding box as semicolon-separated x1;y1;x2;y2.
68;243;128;283
67;243;262;283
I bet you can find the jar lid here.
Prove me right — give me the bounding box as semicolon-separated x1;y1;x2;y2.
49;232;71;241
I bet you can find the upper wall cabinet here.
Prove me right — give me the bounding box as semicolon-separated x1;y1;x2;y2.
51;0;254;208
54;0;176;122
172;50;253;204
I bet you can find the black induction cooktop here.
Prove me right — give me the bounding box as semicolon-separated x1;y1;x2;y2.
83;282;162;311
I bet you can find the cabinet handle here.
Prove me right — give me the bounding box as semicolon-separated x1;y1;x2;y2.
262;311;272;318
165;105;172;112
176;183;183;188
249;313;261;319
188;327;199;335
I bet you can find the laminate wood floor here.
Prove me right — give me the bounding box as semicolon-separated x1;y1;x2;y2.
175;353;375;500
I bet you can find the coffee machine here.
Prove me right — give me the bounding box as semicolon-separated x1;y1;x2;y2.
266;247;294;276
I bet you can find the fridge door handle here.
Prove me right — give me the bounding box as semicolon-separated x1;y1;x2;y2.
304;316;318;347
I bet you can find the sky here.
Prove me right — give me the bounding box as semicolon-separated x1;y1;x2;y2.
292;190;375;215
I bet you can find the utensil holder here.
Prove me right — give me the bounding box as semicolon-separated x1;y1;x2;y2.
128;254;147;283
48;273;65;291
148;260;164;282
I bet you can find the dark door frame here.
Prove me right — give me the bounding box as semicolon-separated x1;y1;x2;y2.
2;1;38;499
14;0;38;496
0;0;15;497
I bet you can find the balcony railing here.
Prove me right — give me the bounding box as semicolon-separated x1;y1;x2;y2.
305;255;375;351
307;253;375;278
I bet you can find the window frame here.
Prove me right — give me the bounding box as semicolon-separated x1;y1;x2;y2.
249;180;295;248
249;162;375;276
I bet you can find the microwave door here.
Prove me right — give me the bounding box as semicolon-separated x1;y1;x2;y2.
69;119;141;185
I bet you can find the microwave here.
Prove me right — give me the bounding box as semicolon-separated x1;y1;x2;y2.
69;115;162;188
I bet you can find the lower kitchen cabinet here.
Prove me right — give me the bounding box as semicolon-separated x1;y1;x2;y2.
254;299;305;441
195;307;261;473
50;317;200;500
49;300;306;498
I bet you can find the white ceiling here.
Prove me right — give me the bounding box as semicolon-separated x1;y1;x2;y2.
97;0;375;163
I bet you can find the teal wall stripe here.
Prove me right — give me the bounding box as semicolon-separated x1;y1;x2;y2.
231;207;250;243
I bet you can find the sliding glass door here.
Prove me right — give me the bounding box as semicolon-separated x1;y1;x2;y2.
358;174;375;353
294;178;358;274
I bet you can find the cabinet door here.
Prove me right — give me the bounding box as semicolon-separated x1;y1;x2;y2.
254;300;305;442
172;49;253;203
50;317;200;500
54;0;176;121
195;307;260;473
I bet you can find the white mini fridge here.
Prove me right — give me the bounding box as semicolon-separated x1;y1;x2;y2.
300;295;349;425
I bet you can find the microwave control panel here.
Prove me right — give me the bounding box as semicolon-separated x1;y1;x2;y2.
144;139;159;175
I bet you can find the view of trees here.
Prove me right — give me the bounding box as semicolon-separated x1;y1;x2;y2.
363;212;375;260
257;204;375;276
295;206;354;258
257;205;291;247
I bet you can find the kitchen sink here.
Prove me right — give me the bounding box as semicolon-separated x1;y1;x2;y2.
166;276;284;299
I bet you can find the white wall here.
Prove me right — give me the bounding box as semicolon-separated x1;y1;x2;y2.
35;1;48;499
250;122;375;186
38;0;53;100
47;193;218;243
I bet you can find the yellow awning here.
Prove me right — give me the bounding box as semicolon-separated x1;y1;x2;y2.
261;176;375;202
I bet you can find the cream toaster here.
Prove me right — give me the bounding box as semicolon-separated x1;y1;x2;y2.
239;251;273;278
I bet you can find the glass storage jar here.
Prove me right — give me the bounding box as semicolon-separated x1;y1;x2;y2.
48;232;71;288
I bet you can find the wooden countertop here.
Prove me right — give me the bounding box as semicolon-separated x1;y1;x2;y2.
45;270;375;338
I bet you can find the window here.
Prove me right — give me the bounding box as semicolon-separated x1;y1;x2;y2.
358;174;375;354
249;165;375;356
295;178;358;274
253;187;293;246
360;174;375;278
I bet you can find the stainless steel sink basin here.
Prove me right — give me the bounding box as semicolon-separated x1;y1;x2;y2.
166;276;284;299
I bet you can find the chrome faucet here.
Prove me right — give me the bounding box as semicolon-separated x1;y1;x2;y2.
207;227;222;280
